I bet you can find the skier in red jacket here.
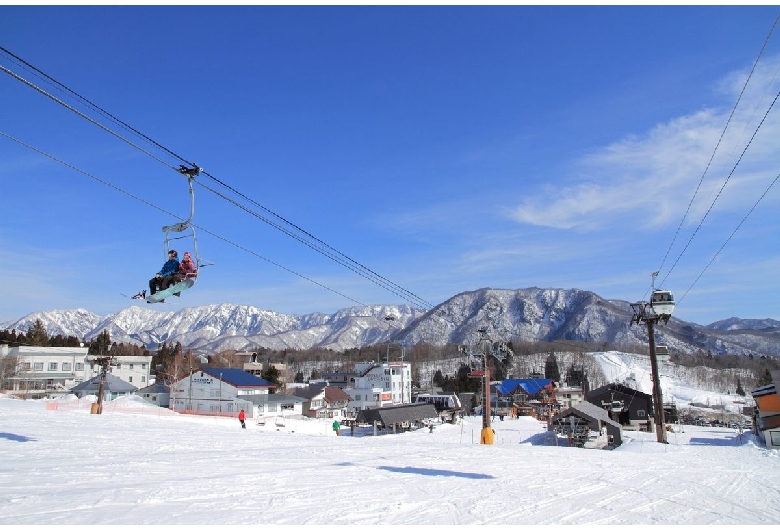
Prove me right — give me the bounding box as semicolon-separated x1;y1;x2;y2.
238;409;246;429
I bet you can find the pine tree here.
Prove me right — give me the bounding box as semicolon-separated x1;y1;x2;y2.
263;365;280;384
26;319;49;346
757;369;773;387
545;352;560;383
735;379;745;397
88;329;112;355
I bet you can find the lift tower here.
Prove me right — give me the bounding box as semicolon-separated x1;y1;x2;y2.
630;273;675;444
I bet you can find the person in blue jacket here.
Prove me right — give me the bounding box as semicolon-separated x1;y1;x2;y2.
148;250;180;297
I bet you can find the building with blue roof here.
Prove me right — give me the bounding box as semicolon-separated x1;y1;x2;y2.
170;366;276;417
489;378;558;420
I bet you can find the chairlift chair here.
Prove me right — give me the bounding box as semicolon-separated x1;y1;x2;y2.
145;164;210;304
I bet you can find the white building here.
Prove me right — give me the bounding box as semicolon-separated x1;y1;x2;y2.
0;345;151;399
556;385;586;409
170;367;276;416
344;361;411;412
103;355;153;389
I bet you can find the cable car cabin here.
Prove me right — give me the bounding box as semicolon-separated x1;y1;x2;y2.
601;400;625;413
655;345;670;361
413;394;462;412
650;289;675;317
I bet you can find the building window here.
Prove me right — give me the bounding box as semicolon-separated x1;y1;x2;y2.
638;409;646;417
142;364;147;369
48;362;58;371
75;363;84;371
128;376;133;383
33;362;43;371
141;376;146;382
62;362;72;371
21;362;31;370
129;364;134;369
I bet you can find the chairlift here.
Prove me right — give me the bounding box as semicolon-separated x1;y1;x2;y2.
145;164;211;304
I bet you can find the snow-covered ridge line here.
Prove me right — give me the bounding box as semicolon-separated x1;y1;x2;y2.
2;288;779;356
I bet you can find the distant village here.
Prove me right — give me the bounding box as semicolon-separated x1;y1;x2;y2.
3;337;778;450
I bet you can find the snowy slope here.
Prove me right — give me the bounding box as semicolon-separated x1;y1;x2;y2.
1;392;777;525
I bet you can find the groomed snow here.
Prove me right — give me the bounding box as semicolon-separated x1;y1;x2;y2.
1;392;778;526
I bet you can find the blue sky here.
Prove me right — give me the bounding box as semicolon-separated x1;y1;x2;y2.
2;5;779;327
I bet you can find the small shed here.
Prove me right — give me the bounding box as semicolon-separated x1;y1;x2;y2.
551;401;623;448
356;403;438;433
135;382;171;408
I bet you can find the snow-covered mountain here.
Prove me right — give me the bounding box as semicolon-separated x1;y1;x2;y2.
3;287;779;356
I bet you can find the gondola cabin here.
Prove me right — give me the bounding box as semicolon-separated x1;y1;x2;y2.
412;394;462;412
650;289;675;317
655;345;670;361
601;400;625;413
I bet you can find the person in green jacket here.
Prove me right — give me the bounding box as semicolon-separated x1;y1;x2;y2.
332;420;340;436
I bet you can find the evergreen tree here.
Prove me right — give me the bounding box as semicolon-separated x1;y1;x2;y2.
88;329;112;355
294;371;304;383
433;369;445;388
544;352;560;383
26;319;49;346
262;365;281;385
453;364;481;393
735;379;745;397
757;369;773;387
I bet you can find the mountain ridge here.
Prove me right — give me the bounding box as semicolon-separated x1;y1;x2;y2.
3;287;779;357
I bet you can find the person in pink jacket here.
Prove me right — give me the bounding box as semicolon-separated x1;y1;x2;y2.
162;251;198;295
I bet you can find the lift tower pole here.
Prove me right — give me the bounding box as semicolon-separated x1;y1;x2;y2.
90;344;113;415
630;301;669;444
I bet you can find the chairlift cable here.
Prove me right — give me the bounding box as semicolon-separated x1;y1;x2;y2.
0;49;434;311
200;170;435;310
194;179;431;309
0;46;196;171
658;85;780;305
675;169;780;306
0;130;366;308
0;63;181;175
653;13;780;291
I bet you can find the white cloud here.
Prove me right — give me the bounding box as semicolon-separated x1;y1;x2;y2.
508;56;780;232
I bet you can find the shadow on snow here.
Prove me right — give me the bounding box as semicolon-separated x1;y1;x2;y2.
0;432;36;442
